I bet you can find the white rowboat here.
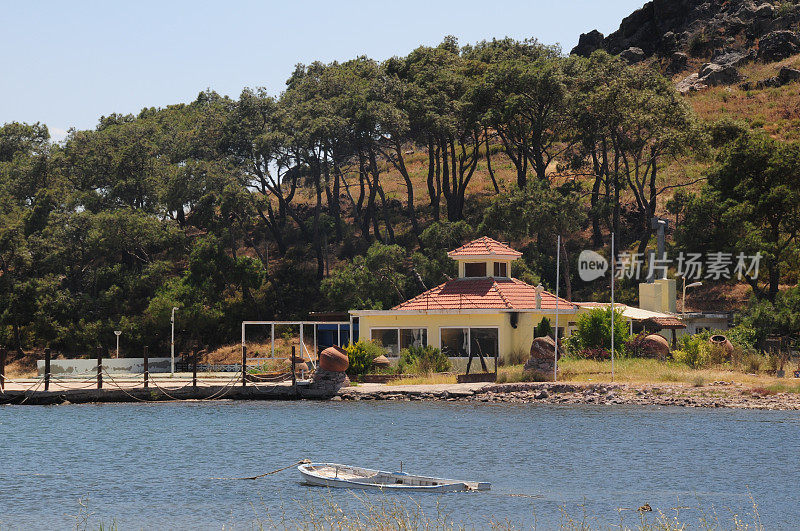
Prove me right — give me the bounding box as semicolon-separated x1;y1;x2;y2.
298;462;490;492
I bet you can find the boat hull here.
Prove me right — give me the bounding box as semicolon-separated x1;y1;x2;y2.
298;463;490;492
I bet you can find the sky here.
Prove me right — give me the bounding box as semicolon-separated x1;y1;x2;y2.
1;0;646;141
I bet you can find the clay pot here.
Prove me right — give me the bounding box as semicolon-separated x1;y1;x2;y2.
372;355;391;369
709;335;734;356
642;334;670;359
294;362;309;374
319;346;349;372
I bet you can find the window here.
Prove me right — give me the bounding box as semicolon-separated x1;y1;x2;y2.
371;328;427;356
440;328;469;356
440;327;499;357
493;262;507;277
464;262;486;277
470;328;499;358
371;329;399;356
400;328;427;350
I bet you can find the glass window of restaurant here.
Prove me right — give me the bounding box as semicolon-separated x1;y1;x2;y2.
400;328;427;350
470;328;499;358
370;328;399;355
440;327;499;357
440;327;469;356
371;328;427;356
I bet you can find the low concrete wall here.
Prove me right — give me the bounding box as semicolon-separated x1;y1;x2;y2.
37;357;173;376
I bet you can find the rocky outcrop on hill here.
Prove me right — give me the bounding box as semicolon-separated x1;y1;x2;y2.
572;0;800;67
741;65;800;88
758;29;800;60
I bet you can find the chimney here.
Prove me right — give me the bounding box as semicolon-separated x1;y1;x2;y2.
535;284;544;309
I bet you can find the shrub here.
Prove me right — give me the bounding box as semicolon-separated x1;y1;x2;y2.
765;353;780;374
701;343;728;366
725;324;758;351
504;348;529;366
673;349;701;369
345;340;385;377
625;333;651;358
565;308;629;354
397;346;450;374
743;351;763;374
534;317;553;338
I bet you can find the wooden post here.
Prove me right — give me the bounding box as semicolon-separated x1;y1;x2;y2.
192;349;197;389
291;345;297;384
44;348;51;391
143;345;149;389
241;344;247;387
291;345;297;396
0;347;6;391
96;347;103;389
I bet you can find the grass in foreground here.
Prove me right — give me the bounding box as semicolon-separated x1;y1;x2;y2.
495;357;800;391
391;357;800;392
251;491;765;530
386;374;458;385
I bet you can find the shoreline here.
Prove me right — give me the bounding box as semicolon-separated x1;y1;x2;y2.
2;377;800;409
338;381;800;410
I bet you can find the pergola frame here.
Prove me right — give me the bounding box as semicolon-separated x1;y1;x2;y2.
241;320;352;370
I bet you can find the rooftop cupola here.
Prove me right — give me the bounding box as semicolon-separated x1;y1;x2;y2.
447;236;522;279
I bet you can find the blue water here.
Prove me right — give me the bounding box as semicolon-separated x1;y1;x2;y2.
0;401;798;529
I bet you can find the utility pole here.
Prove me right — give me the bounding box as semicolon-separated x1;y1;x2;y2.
171;307;178;375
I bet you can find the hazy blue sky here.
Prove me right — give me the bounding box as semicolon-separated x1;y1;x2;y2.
2;0;645;140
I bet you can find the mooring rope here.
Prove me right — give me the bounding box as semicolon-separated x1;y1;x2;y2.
212;459;312;480
0;375;46;405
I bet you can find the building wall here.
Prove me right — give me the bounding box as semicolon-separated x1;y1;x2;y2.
357;311;569;361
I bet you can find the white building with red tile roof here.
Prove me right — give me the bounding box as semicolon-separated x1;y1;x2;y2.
350;237;577;363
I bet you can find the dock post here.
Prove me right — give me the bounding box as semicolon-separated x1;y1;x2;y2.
0;347;6;391
143;346;149;389
241;344;247;387
291;345;297;395
96;347;103;389
192;349;197;389
44;348;51;391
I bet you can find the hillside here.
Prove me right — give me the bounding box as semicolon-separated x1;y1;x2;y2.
2;0;799;357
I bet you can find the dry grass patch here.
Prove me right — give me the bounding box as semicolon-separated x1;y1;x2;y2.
496;358;800;391
386;374;458;385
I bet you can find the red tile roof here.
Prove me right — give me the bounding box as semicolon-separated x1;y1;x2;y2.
447;237;522;258
392;277;574;311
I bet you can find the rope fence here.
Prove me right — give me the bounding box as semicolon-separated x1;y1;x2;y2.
0;345;309;404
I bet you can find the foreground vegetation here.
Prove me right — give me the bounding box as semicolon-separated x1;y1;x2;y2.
65;492;768;530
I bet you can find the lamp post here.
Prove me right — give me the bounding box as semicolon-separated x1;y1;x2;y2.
682;279;703;317
114;330;122;359
171;307;179;376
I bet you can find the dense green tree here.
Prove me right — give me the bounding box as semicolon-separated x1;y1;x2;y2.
321;243;410;310
568;52;697;251
468;38;568;187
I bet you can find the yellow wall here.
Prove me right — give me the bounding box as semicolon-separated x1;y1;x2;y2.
357;311;570;361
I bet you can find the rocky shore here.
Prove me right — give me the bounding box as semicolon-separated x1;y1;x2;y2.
337;381;800;410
